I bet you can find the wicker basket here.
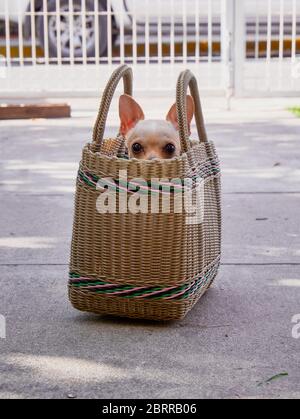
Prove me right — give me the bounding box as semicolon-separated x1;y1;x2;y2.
68;64;221;321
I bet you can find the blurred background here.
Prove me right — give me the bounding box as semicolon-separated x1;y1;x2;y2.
0;0;300;98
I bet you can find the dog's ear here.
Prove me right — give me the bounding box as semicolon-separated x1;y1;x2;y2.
166;95;194;134
119;94;145;136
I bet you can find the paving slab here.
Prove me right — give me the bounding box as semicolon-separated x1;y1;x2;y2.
0;265;299;399
0;110;299;196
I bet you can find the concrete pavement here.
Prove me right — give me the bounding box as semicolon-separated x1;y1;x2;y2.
0;98;299;399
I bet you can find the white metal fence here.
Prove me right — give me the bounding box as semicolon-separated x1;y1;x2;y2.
236;0;300;96
0;0;299;97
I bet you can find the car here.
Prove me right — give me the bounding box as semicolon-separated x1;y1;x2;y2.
0;0;220;59
0;0;298;59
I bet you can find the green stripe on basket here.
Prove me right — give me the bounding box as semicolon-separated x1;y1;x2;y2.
69;262;219;301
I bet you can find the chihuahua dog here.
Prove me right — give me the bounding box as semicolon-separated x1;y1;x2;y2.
119;94;194;160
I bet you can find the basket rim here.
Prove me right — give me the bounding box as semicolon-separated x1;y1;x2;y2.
84;139;216;165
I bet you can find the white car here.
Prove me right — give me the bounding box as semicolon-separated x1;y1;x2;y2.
0;0;297;59
0;0;217;58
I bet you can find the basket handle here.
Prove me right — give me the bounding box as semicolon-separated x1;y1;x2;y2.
176;70;208;152
92;64;133;150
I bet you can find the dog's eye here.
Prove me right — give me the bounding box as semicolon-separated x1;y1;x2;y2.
164;143;176;154
132;143;143;154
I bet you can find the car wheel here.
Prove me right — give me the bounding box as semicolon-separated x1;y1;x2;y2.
36;0;109;59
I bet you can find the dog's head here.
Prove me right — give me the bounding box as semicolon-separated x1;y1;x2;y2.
119;94;194;160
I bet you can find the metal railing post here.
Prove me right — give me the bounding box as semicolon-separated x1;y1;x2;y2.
221;0;235;107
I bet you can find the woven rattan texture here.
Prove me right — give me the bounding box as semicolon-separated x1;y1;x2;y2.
69;65;222;320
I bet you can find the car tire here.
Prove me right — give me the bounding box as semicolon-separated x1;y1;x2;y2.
36;0;109;59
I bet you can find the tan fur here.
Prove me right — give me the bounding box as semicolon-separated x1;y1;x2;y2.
126;120;181;160
119;94;194;160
